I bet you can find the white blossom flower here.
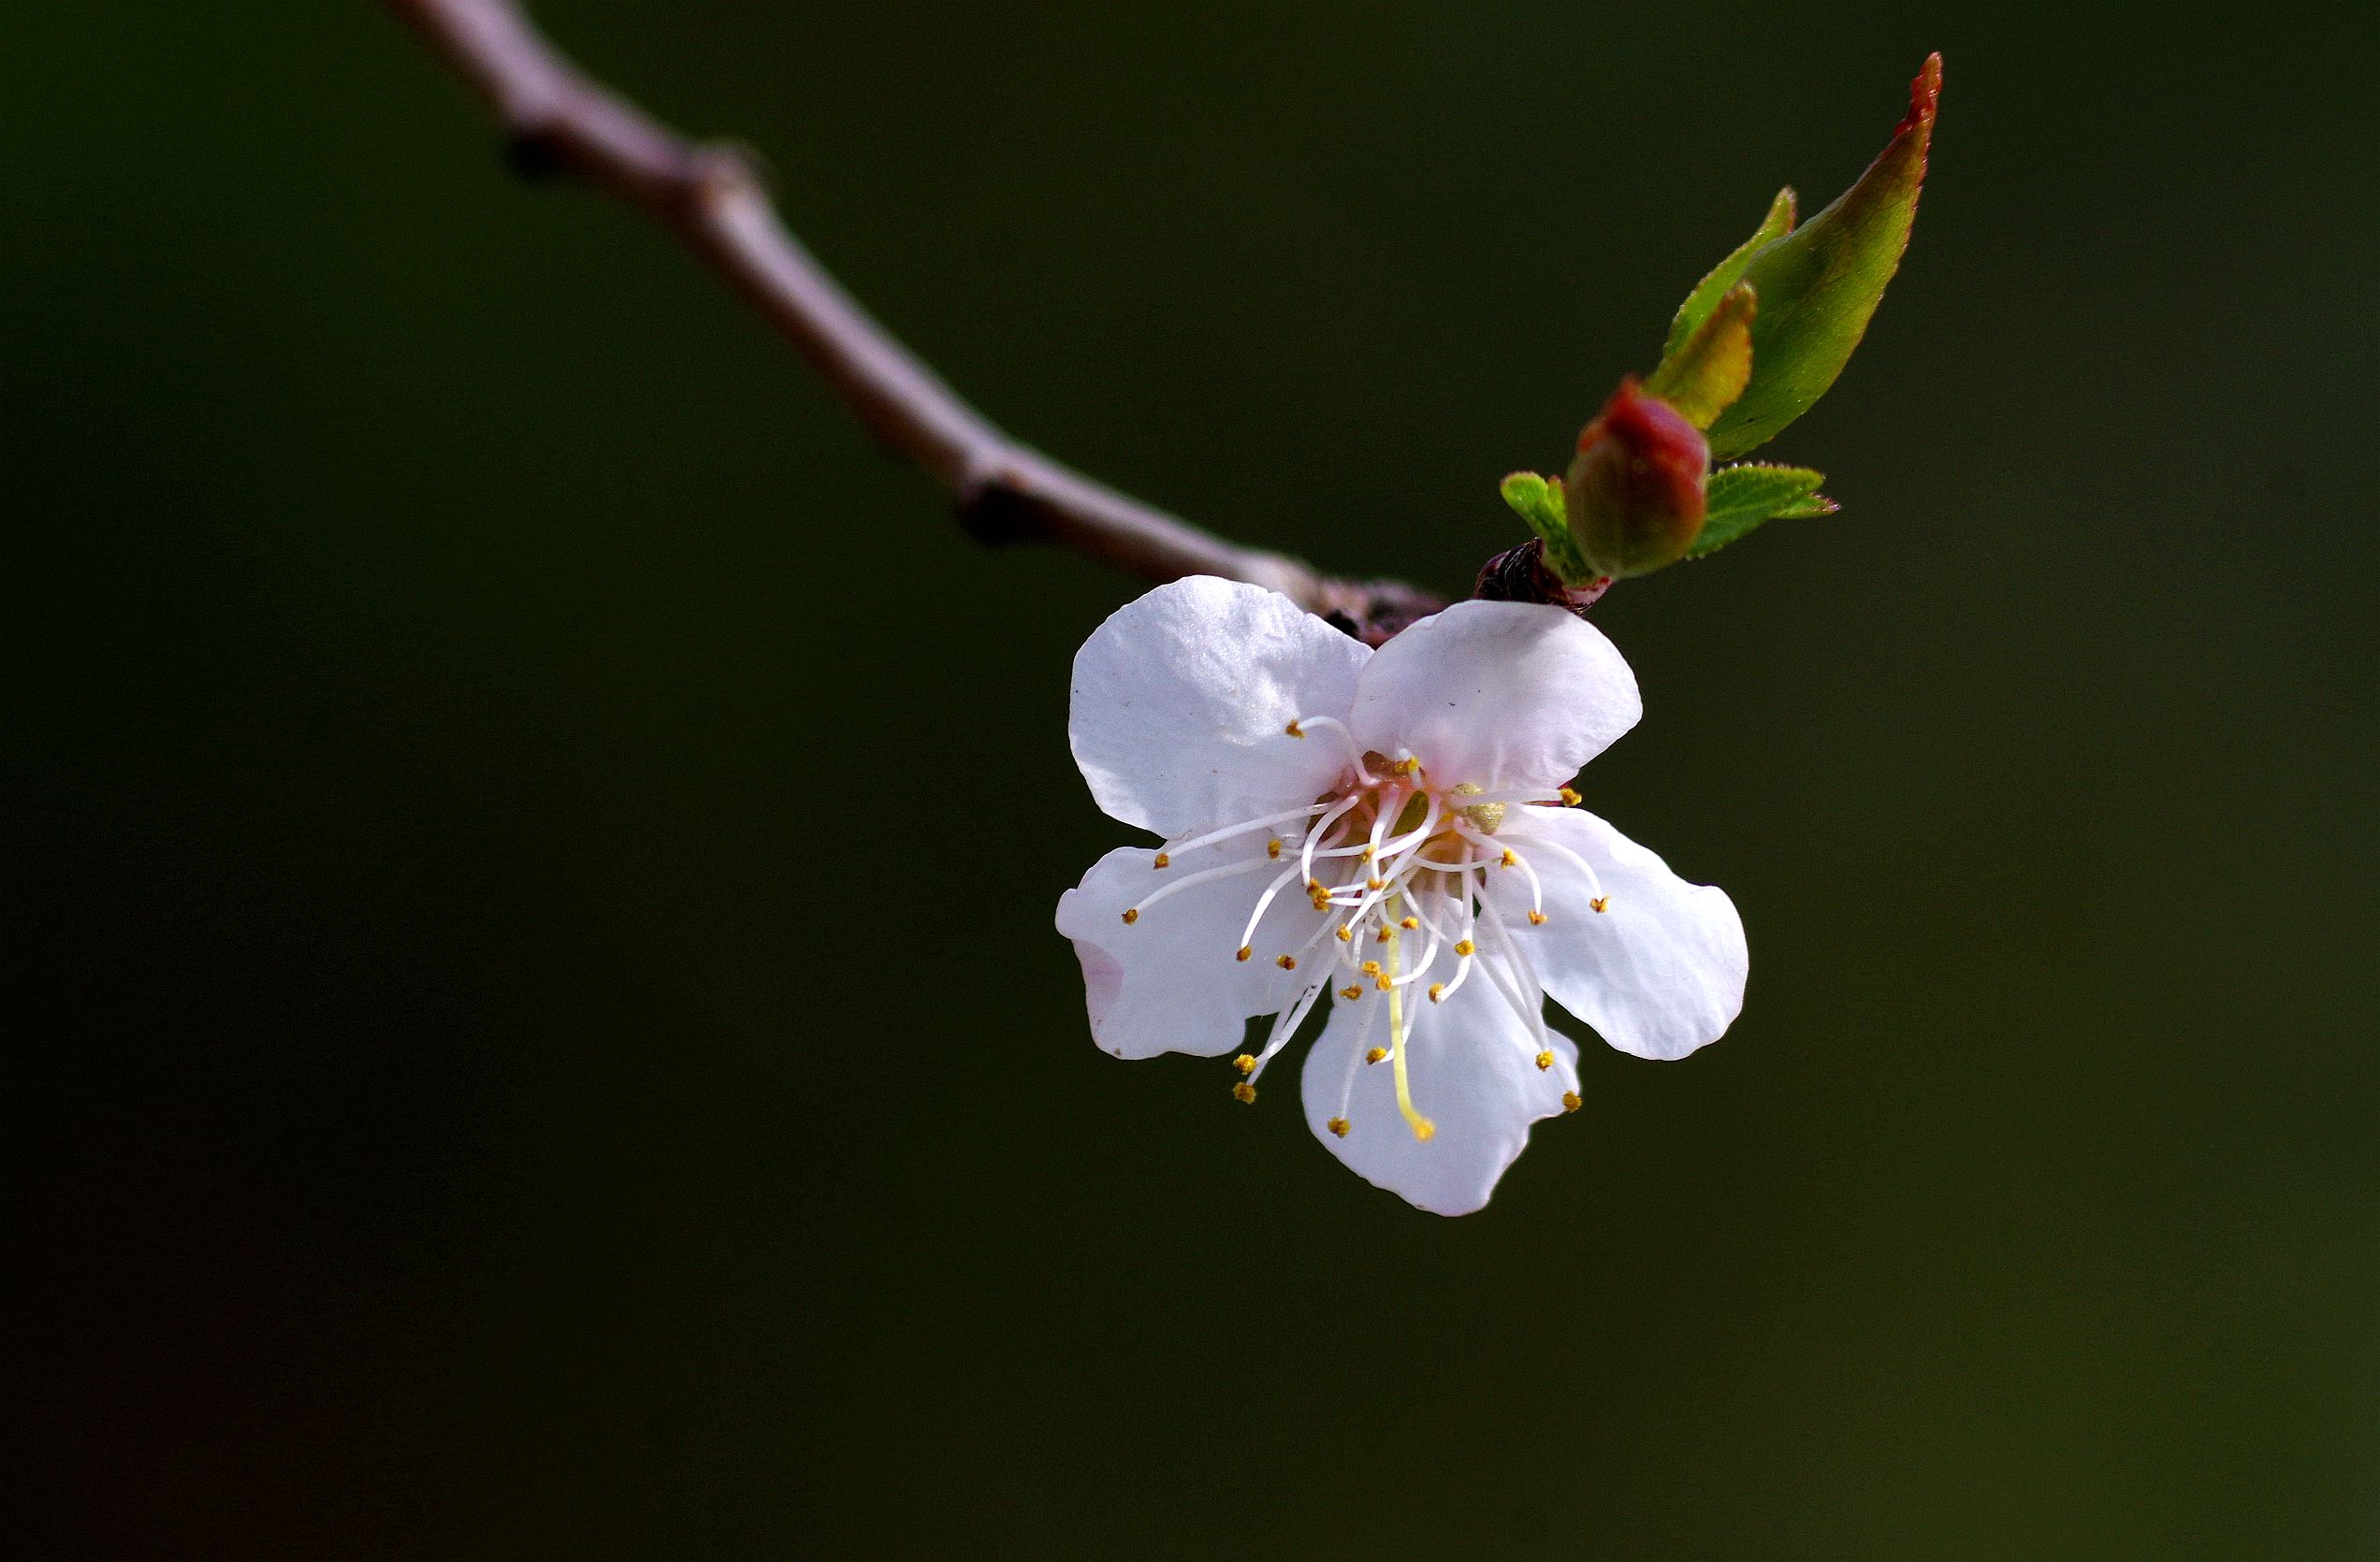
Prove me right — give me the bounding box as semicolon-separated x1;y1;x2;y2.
1055;576;1747;1215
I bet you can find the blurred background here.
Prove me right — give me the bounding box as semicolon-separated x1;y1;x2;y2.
11;4;2377;1556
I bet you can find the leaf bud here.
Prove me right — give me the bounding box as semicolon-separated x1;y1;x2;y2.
1561;379;1709;578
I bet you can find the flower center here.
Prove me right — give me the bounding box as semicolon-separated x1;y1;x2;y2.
1119;716;1600;1140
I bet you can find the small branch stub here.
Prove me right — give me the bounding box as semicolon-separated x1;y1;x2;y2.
1473;540;1611;616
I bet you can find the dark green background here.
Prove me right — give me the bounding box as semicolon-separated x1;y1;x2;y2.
13;4;2376;1556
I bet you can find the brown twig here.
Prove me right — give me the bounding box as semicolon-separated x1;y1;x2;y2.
380;0;1441;640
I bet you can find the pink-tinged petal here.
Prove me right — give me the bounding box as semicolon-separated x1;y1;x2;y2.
1299;956;1579;1216
1347;600;1640;794
1487;807;1747;1061
1055;842;1330;1060
1069;576;1371;837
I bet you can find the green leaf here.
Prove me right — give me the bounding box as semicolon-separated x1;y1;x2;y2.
1645;282;1755;428
1705;53;1940;460
1663;187;1796;360
1499;470;1592;582
1686;463;1837;558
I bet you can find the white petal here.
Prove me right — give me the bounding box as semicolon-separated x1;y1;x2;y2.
1347;600;1640;793
1068;576;1371;837
1299;954;1579;1216
1054;841;1330;1060
1486;807;1747;1061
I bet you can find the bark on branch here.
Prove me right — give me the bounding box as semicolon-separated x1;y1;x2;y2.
381;0;1442;640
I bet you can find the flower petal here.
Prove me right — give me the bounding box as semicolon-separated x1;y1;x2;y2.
1055;841;1330;1060
1069;576;1371;837
1347;600;1640;793
1299;955;1579;1215
1486;806;1747;1061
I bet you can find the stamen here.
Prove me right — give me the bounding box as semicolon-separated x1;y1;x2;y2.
1341;985;1364;1001
1236;946;1253;962
1501;845;1547;921
1335;925;1354;943
1428;983;1444;1002
1125;854;1280;919
1267;838;1283;860
1299;793;1365;889
1327;1117;1349;1137
1162;803;1333;861
1233;1081;1257;1105
1502;824;1607;903
1455;940;1474;958
1560;786;1582;806
1120;908;1138;925
1233;1054;1256;1075
1284;714;1375;781
1535;1050;1554;1071
1561;1091;1582;1112
1591;897;1609;913
1153;852;1170;870
1400;917;1419;931
1276;954;1298;970
1233;861;1313;958
1365;1047;1386;1064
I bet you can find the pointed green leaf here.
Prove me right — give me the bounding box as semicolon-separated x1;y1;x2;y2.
1499;470;1591;583
1686;463;1837;558
1705;53;1941;460
1663;186;1796;360
1645;282;1755;428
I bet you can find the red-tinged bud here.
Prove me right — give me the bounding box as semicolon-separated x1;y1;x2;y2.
1562;379;1710;578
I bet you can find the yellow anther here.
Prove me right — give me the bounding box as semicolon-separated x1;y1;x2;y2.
1365;1047;1386;1064
1454;939;1474;958
1335;925;1354;943
1153;852;1170;870
1233;1081;1257;1105
1392;756;1419;776
1342;985;1364;1001
1374;927;1392;944
1400;917;1419;930
1232;1054;1256;1076
1559;786;1582;806
1267;838;1283;860
1236;946;1253;962
1284;719;1305;738
1500;848;1518;868
1428;982;1444;1002
1535;1050;1554;1071
1326;1117;1349;1137
1359;845;1375;862
1589;896;1609;914
1276;954;1298;970
1359;961;1382;976
1366;876;1386;891
1528;909;1547;926
1120;908;1139;925
1560;1091;1582;1112
1374;975;1391;991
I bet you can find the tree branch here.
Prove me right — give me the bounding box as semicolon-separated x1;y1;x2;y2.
380;0;1442;640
